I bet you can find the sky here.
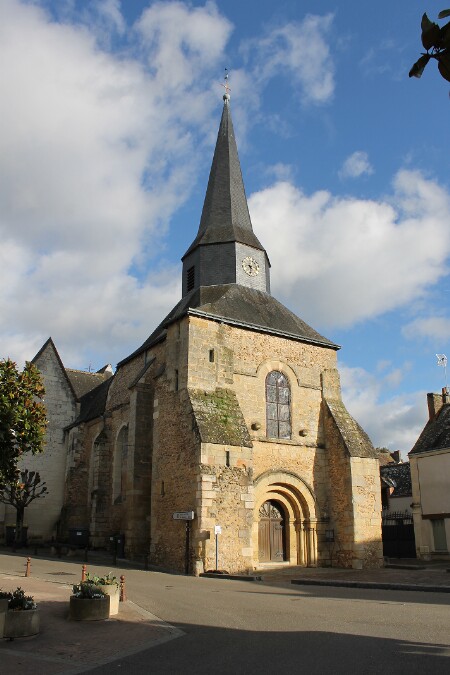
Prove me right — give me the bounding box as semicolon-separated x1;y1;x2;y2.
1;0;449;456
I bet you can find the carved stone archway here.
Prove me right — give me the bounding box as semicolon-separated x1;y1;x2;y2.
253;470;319;567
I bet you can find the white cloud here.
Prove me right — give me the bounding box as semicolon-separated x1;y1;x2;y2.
340;364;428;455
339;151;374;179
0;0;232;367
242;13;335;105
403;316;450;342
249;170;450;328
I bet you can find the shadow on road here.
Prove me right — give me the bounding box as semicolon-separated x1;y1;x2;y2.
81;623;450;675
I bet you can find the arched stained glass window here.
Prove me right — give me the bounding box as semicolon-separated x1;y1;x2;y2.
266;371;291;439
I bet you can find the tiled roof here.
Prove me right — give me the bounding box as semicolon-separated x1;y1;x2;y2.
325;399;378;458
70;378;113;427
409;404;450;454
65;369;111;400
380;462;412;497
117;284;338;367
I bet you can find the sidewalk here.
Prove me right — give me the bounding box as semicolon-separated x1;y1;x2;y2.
257;560;450;593
0;561;183;675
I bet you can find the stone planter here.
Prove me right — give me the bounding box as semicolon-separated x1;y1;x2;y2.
4;609;40;639
0;598;9;638
97;585;120;616
69;595;110;621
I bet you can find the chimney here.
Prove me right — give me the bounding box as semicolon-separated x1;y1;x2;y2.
427;392;446;420
390;450;401;463
443;387;450;405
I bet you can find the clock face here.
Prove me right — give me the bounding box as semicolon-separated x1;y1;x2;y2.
242;256;260;277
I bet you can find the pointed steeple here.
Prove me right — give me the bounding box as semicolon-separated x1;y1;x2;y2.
182;93;270;297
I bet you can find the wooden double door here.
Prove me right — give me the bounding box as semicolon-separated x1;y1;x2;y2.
258;500;286;562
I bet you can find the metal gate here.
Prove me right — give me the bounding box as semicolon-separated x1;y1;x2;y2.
382;511;416;558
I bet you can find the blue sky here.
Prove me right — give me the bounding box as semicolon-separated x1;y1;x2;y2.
1;0;449;454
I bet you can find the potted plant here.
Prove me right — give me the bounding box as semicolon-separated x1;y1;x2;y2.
86;572;120;616
3;587;39;639
69;581;110;621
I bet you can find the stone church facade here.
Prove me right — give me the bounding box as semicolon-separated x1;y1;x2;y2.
27;94;383;573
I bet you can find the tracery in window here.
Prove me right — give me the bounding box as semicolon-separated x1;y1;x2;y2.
266;371;291;439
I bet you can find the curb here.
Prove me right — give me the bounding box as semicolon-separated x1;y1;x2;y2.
291;578;450;593
200;573;262;582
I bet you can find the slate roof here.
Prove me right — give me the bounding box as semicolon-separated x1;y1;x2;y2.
380;462;412;497
118;284;339;367
68;377;113;428
65;369;111;400
409;403;450;454
325;399;378;458
182;99;266;260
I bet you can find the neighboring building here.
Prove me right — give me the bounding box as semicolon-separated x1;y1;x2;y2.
409;388;450;560
379;457;415;559
0;338;112;543
380;461;412;514
8;94;384;572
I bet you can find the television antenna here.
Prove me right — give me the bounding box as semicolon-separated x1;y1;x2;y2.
436;353;448;392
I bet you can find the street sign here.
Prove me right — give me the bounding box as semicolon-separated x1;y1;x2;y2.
173;511;195;521
214;525;222;535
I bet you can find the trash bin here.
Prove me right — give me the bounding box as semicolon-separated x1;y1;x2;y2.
68;528;90;549
110;534;125;558
6;525;28;546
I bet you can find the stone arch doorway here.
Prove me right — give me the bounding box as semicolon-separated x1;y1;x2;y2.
258;500;286;562
253;470;319;567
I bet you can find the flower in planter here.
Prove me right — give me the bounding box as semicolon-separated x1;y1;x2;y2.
85;572;118;587
72;581;106;599
8;587;36;611
0;590;12;601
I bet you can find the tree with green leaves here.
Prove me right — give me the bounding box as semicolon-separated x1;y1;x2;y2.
409;9;450;82
0;359;47;485
0;469;48;546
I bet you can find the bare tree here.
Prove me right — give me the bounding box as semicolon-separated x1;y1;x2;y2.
0;469;48;546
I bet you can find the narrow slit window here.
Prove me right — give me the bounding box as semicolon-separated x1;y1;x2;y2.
209;349;215;363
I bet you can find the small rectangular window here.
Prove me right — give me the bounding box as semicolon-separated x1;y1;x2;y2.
432;519;448;552
175;369;179;391
209;349;215;363
187;266;195;292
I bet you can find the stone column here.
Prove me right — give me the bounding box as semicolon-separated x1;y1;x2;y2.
303;517;318;567
295;520;305;565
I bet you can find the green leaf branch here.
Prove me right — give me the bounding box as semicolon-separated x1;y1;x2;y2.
409;9;450;82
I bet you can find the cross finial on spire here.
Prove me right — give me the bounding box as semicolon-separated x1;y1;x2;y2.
221;68;231;102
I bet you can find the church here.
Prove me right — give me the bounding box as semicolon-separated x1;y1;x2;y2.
21;91;383;573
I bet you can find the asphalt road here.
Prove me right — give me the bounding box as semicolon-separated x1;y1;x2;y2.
84;568;450;675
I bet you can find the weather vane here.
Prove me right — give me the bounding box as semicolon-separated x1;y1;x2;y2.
221;68;231;101
436;353;448;392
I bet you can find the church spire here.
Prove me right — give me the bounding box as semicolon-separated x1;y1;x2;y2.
182;81;270;297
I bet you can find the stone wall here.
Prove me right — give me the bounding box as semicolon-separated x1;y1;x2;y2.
324;398;383;569
1;342;78;542
185;315;344;572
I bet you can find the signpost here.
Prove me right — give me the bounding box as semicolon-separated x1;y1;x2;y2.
173;511;194;521
214;525;222;570
173;511;195;574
